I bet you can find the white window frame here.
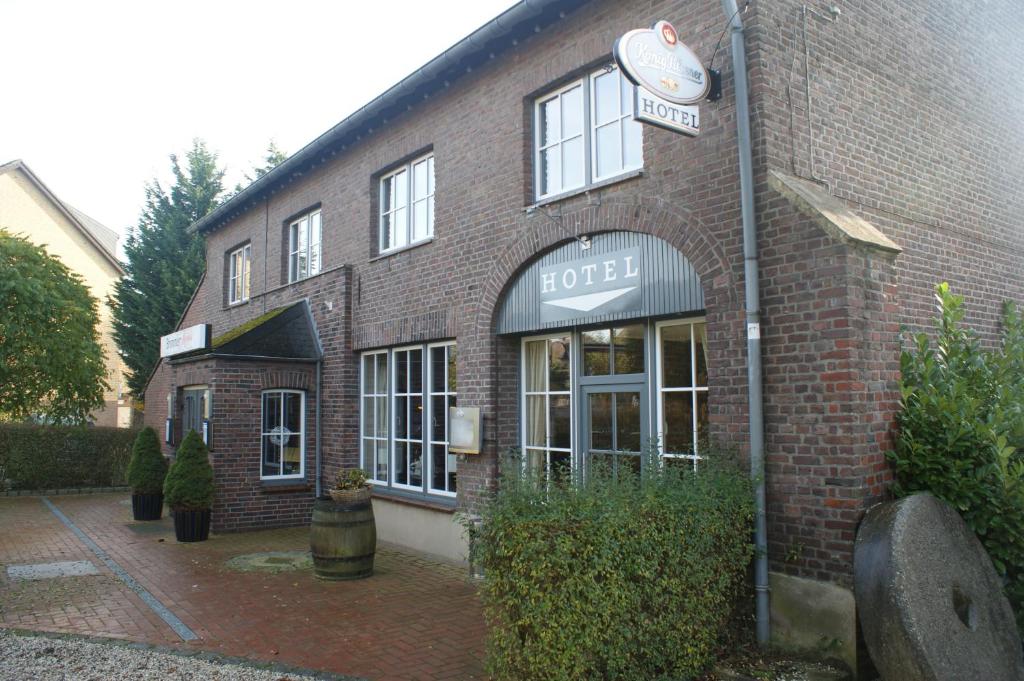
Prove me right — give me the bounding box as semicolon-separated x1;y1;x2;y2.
589;67;642;184
228;244;251;305
534;65;643;201
427;341;457;497
390;344;425;492
520;333;574;478
534;78;586;200
379;153;435;254
288;209;322;283
654;318;709;470
360;350;389;485
260;389;306;480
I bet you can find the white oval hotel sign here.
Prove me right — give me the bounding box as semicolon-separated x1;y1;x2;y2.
614;20;709;105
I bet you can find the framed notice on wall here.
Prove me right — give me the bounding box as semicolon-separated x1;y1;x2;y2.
449;407;481;454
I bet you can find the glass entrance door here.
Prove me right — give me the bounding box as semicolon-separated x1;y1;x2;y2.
582;384;646;477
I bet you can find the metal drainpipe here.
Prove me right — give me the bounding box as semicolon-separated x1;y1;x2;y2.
721;0;770;645
315;358;323;498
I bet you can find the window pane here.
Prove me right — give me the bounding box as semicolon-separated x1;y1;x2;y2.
413;200;428;241
539;96;559;147
243;249;251;299
432;443;447;491
561;85;583;139
623;117;643;170
613;324;644;375
395;396;408;438
413;159;429;200
409;442;423;487
696;391;709;445
363;355;374;393
410;349;422;393
695;323;708;386
410;395;423;439
427;157;435;195
381;176;394;213
550;395;571;449
309;242;320;276
395;441;408;485
432;395;447;440
447;451;457;492
525;395;547;447
310;212;321;246
393;207;408;248
595;122;622;179
561;136;584;189
583;329;611;376
282;431;301;475
539;146;560;196
594;70;619;126
284;393;301;431
589;392;613;450
661;324;693;387
431;346;446;393
262;437;281;477
263;393;281;432
548;337;570;391
427;196;434;238
663;392;694;454
362;397;374;436
394;169;408;208
376;440;388;480
527;448;546;475
616;392;641;452
375;396;387;438
397;352;408;392
551;451;571;479
620;70;633;114
524;341;546;391
375;355;388;393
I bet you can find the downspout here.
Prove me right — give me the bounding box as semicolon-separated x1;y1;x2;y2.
721;0;769;646
315;357;323;498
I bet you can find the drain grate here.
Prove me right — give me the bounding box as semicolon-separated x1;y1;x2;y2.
7;560;100;580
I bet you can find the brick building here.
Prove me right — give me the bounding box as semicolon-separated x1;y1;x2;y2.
144;0;1024;669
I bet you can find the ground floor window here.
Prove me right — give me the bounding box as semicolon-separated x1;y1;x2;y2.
261;390;305;479
361;342;457;498
521;317;708;479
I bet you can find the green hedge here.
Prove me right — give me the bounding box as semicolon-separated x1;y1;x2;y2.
0;423;138;490
888;283;1024;633
470;452;754;681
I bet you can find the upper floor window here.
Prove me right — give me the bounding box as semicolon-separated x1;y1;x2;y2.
534;65;642;200
289;210;322;283
228;244;251;305
379;154;434;253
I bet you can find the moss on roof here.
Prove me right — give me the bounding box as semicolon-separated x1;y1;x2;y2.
212;304;293;349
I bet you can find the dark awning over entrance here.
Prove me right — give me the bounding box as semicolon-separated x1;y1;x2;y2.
495;231;704;335
170;300;322;363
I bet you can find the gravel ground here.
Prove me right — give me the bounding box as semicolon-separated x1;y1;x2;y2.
0;629;359;681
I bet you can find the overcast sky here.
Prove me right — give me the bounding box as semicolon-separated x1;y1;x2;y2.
0;0;519;248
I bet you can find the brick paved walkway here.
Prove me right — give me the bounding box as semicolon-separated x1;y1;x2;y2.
0;494;486;680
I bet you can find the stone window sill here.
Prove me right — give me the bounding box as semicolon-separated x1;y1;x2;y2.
371;487;456;513
260;479;312;494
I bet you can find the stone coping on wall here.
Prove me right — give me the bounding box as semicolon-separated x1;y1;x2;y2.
0;486;130;497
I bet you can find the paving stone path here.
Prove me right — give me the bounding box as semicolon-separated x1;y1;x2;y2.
0;494;486;681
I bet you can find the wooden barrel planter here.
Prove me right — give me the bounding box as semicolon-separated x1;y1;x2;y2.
310;490;376;580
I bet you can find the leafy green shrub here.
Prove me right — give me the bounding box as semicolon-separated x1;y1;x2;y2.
163;430;214;510
126;427;168;495
470;449;754;681
888;283;1024;632
0;424;136;490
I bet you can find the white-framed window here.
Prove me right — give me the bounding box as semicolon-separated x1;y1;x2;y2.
361;351;389;483
360;341;457;497
379;154;434;253
261;390;305;479
655;319;709;469
534;65;642;200
228;244;251;304
521;333;573;479
428;342;457;496
288;210;322;282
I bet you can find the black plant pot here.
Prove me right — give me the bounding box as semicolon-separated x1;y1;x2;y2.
131;493;164;521
173;509;211;542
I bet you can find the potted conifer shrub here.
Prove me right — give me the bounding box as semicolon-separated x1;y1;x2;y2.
126;426;168;521
163;429;215;542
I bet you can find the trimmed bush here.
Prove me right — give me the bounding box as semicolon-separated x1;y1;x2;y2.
163;430;214;511
0;424;136;490
888;283;1024;633
126;427;167;494
471;451;754;681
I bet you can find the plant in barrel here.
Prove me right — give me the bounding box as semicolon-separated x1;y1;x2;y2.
311;468;376;580
126;427;168;520
163;430;215;542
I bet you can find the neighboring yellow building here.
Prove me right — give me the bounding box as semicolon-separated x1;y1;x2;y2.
0;159;132;427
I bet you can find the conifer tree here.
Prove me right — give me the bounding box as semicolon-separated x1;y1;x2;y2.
111;140;225;397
